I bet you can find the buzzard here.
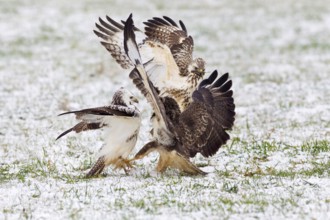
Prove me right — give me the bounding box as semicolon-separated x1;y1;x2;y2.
94;15;205;111
56;88;141;177
124;15;235;175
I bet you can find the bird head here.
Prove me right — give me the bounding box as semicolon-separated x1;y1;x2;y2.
189;57;205;78
188;58;205;88
112;88;139;107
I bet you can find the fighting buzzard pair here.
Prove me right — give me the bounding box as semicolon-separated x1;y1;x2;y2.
57;14;235;177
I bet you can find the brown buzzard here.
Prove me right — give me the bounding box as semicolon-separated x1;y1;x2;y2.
124;15;235;175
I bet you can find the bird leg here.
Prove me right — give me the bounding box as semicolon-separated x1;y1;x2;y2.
114;157;134;174
86;156;106;178
123;158;134;168
130;141;159;162
158;149;207;176
87;156;135;177
156;150;170;173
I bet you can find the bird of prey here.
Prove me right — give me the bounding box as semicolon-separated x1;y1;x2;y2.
94;15;205;111
56;88;141;177
123;14;235;175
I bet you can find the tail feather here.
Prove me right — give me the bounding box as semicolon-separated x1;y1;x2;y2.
56;127;74;140
56;122;101;140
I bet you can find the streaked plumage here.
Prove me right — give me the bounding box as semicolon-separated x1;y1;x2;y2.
94;16;139;69
94;15;205;111
124;15;235;175
56;88;141;177
144;16;205;78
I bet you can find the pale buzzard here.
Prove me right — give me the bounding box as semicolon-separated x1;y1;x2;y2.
56;88;141;177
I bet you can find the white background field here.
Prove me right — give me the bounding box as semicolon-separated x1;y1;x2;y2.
0;0;329;219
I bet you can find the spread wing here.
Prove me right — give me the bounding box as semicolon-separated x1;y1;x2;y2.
176;71;236;158
56;105;138;140
94;15;181;88
144;16;194;76
94;15;194;111
124;14;171;132
138;41;181;93
94;16;140;69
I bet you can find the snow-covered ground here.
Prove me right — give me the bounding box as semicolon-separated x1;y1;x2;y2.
1;0;329;219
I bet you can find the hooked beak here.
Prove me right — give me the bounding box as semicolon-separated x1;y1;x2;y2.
131;96;139;104
193;69;205;77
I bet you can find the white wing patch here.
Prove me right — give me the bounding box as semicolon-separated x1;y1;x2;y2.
140;41;181;90
140;41;194;110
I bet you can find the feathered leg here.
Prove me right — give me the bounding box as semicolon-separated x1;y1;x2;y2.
158;149;207;175
156;151;170;173
131;141;159;161
86;156;106;178
133;141;206;175
114;157;134;174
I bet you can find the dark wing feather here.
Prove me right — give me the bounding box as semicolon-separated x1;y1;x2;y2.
124;14;172;131
163;16;179;27
144;16;188;46
179;20;187;33
175;72;236;158
144;16;193;74
170;36;194;76
212;72;229;88
56;105;137;140
198;70;218;89
58;105;136;118
175;103;214;157
94;15;142;69
56;122;101;140
192;70;218;103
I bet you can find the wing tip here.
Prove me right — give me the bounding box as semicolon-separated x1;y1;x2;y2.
198;69;219;89
179;20;187;32
57;111;71;117
55;128;73;140
123;13;142;65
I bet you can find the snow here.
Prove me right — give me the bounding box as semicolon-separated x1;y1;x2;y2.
1;0;329;219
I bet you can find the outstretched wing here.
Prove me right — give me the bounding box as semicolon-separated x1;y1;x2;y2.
56;105;137;140
124;14;171;132
94;15;196;112
144;16;194;76
94;16;140;69
176;70;236;158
